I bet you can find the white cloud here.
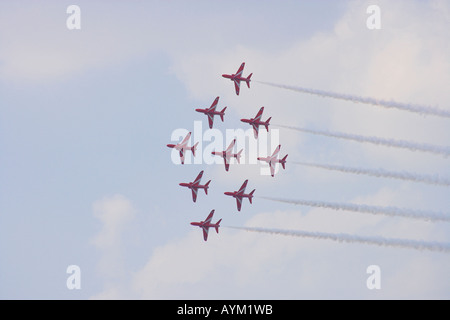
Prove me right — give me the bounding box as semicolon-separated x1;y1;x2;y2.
91;194;136;299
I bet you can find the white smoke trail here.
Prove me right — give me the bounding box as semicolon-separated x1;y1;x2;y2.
227;226;450;254
257;81;450;119
276;124;450;157
293;161;450;187
259;196;450;223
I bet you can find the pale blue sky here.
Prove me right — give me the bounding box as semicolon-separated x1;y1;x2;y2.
1;0;449;299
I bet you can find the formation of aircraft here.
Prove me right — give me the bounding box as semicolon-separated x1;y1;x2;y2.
224;179;255;212
222;62;253;95
190;209;222;241
211;139;243;172
179;170;211;203
241;107;271;139
166;132;198;165
257;145;288;177
166;62;288;241
195;96;227;129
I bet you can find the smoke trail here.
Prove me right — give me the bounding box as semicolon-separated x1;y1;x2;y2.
276;124;450;157
227;226;450;254
257;81;450;119
293;161;450;187
259;196;450;223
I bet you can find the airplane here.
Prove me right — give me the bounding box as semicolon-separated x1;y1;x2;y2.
222;62;253;95
190;209;222;241
166;132;199;165
241;107;271;139
224;179;255;212
179;170;211;203
211;139;243;172
257;144;288;177
195;96;227;129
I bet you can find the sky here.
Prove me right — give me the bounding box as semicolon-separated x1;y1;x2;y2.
0;0;449;299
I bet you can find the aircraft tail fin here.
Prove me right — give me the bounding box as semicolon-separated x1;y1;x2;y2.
265;117;271;131
249;189;255;203
281;155;288;169
220;107;227;121
215;219;222;233
192;142;199;157
204;180;211;194
246;73;252;88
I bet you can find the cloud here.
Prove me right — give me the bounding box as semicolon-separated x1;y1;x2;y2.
90;194;135;299
0;2;161;82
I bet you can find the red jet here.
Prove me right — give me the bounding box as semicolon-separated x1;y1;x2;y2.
224;179;255;212
241;107;271;139
211;139;243;172
179;170;211;203
190;209;222;241
257;145;288;177
166;132;199;165
222;62;252;95
195;96;227;129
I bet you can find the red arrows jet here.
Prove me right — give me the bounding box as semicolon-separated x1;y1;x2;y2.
179;170;211;203
211;139;243;172
195;96;227;129
222;62;252;95
257;145;288;177
241;107;271;139
224;179;255;212
166;132;199;165
190;209;222;241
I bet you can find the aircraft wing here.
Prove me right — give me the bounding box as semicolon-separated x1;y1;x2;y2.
179;149;185;165
252;123;259;139
207;114;214;129
254;107;264;121
180;132;191;147
271;145;281;158
202;226;209;241
205;210;215;224
226;139;236;153
269;161;276;177
234;79;241;95
236;62;245;77
191;188;198;202
224;157;230;172
237;179;248;194
208;96;219;111
236;196;242;211
193;170;204;185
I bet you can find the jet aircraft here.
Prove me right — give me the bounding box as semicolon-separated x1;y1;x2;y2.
257;145;288;177
190;209;222;241
167;132;198;165
224;179;255;212
179;170;211;203
240;107;271;139
195;96;227;129
222;62;252;95
211;139;243;172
